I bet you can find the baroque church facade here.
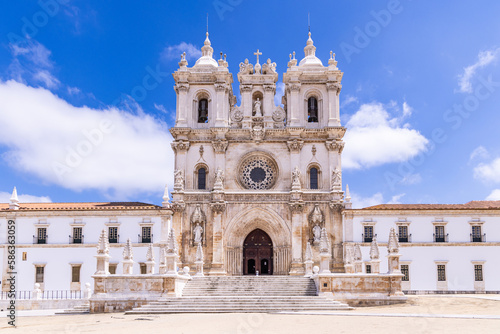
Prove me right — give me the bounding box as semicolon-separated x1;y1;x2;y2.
1;32;499;301
170;31;346;276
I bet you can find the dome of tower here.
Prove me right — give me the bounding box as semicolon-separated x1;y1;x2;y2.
298;32;323;67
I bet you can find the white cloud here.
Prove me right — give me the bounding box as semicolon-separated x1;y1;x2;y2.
341;95;358;108
486;189;500;200
154;103;168;114
274;82;285;106
469;146;490;162
67;86;81;95
457;48;499;93
0;80;173;199
402;101;412;117
343;103;429;169
399;173;422;185
387;193;405;204
161;42;202;62
7;40;60;89
474;157;500;183
0;191;52;203
350;192;384;209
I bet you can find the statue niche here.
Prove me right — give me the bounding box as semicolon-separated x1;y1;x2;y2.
309;204;324;245
191;204;206;246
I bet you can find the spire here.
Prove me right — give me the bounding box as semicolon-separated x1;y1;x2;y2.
194;31;218;67
166;228;177;254
123;238;133;260
354;243;362;262
97;229;109;255
305;242;313;261
299;31;323;67
369;235;380;260
345;184;351;203
162;184;170;207
146;243;155;262
387;227;400;254
319;227;329;253
9;187;19;210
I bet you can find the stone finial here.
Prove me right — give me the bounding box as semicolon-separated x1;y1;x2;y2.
9;187;19;210
146;243;155;262
305;242;313;262
310;204;324;226
370;235;380;260
388;227;400;254
345;184;351;203
319;227;329;253
97;229;109;255
196;242;204;262
166;228;177;254
354;243;362;262
123;238;133;261
162;184;170;207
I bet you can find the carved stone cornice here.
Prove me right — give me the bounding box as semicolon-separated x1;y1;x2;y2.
171;140;190;153
263;85;275;93
289;83;301;92
325;139;344;153
210;202;227;214
329;201;344;212
326;82;342;93
289;201;305;214
287;139;304;153
240;85;252;92
215;83;227;92
212;139;228;153
175;83;189;93
171;201;186;213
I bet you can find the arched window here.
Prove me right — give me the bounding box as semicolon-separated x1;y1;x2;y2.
197;167;206;190
198;99;208;123
310;167;318;189
308;97;318;123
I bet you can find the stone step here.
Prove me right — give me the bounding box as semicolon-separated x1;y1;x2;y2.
55;303;90;315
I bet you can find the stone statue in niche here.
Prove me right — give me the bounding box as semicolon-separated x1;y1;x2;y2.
253;98;263;117
313;225;322;243
194;223;203;245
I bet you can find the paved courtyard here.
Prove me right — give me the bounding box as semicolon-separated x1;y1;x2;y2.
1;295;500;333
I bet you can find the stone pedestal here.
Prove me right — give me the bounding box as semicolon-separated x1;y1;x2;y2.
122;259;134;275
95;254;110;275
370;260;381;274
344;263;355;274
166;252;177;275
354;261;363;273
145;260;155;274
194;260;204;277
319;252;331;274
304;260;313;277
387;253;401;274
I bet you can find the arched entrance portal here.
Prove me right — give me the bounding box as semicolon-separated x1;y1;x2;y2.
243;229;273;275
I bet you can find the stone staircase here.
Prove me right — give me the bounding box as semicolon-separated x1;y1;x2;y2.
126;276;352;314
55;301;90;315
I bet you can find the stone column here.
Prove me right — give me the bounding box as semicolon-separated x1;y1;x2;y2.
288;83;301;126
326;82;341;127
241;85;252;129
319;228;331;274
209;203;227;275
215;83;228;127
171;203;185;267
175;83;189;127
263;84;275;128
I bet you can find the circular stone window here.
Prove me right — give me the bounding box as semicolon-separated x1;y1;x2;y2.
239;154;278;190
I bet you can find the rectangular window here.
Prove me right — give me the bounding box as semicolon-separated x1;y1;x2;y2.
363;226;373;243
141;226;152;243
310;168;318;189
72;265;81;283
35;266;44;283
471;226;482;242
73;227;83;244
109;264;117;275
474;265;483;281
365;264;371;274
398;225;409;242
22;252;27;261
108;227;118;243
401;264;409;281
435;226;445;242
37;228;47;244
437;265;446;281
140;263;147;275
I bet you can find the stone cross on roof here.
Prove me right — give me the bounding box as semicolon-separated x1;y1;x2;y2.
254;49;262;64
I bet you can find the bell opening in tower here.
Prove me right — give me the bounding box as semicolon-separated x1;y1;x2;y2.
308;97;318;122
198;98;208;123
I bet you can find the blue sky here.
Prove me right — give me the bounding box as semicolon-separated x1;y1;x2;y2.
1;0;500;207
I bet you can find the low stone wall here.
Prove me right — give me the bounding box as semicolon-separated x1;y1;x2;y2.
90;274;190;313
315;273;407;306
0;299;87;311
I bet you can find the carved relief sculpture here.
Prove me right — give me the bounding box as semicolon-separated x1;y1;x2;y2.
331;167;341;191
174;169;184;191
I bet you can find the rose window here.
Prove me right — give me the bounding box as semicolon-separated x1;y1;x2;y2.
240;155;278;190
